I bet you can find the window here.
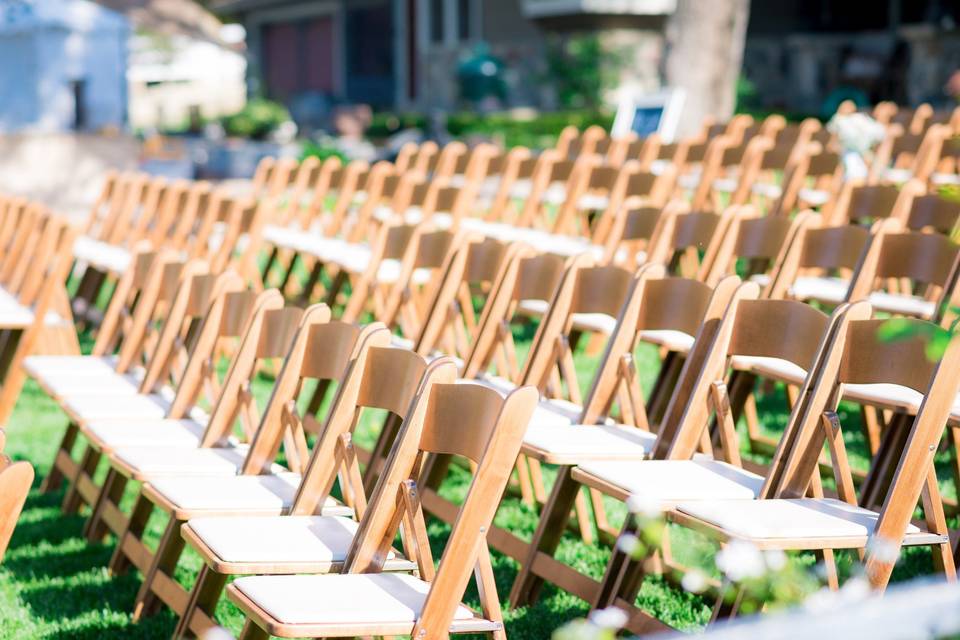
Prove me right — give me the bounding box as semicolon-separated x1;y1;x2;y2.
430;0;444;43
458;0;472;40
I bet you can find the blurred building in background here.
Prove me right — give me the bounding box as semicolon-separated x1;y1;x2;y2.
0;0;128;133
216;0;960;120
99;0;247;132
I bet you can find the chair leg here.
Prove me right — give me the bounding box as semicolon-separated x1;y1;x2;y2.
174;564;228;639
573;488;594;546
41;421;79;492
109;492;154;575
83;467;127;541
238;619;270;640
509;465;582;608
132;516;187;622
61;444;100;514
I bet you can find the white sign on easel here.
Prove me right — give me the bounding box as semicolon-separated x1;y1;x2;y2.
611;88;686;143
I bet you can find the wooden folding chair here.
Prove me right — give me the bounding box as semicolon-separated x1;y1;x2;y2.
671;313;960;612
573;295;855;616
0;429;32;564
770;147;844;218
408;236;518;365
225;382;538;640
88;295;308;546
846;229;960;322
825;179;922;226
874;123;950;185
702;208;815;288
166;343;454;636
112;325;421;624
22;247;177;404
0;212;79;424
48;267;246;517
905;192;960;235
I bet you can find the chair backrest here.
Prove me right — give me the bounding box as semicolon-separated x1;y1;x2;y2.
847;231;960;317
291;344;445;515
412;237;518;364
767;223;874;300
660;285;843;464
240;316;380;476
771;312;960;589
580;268;739;431
703;209;812;288
519;262;635;395
907;193;960;235
462;251;571;380
197;295;310;446
343;381;537;639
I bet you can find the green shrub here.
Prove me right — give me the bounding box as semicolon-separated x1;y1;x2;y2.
221;98;291;140
367;109;613;149
300;140;348;163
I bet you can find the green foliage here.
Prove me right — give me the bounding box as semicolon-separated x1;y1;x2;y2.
300;140;348;163
220;98;290;140
367;110;613;149
544;34;621;110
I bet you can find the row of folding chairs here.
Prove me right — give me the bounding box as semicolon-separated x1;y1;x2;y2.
11;185;960;636
5;106;960;636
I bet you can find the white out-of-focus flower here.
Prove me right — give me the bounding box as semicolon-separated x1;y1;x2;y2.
866;536;901;565
616;532;641;555
716;540;766;582
626;493;662;519
827;113;886;154
764;549;787;572
681;568;709;594
588;606;628;630
201;628;233;640
552;620;609;640
804;575;873;614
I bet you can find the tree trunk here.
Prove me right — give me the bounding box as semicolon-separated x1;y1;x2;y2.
664;0;751;137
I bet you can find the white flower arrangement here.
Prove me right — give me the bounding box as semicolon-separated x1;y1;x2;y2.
826;112;887;155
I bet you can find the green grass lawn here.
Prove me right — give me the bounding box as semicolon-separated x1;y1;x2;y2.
0;325;954;639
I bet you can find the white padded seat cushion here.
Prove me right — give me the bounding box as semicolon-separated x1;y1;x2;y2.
144;471;349;515
64;392;173;422
678;171;702;191
187;515;365;564
231;573;476;626
469;376;580;429
0;302;66;328
751;182;783;199
577;457;762;506
798;188;830;207
85;418;206;449
524;422;654;458
41;372;142;398
516;299;617;334
932;172;960;186
841;382;924;412
712;177;739;193
867;292;936;319
789;276;849;303
23;354;119;376
677;497;920;539
883;168;914;184
540;183;568;206
730;355;808;385
578;193;610;210
457;219;603;258
63;390;208;423
147;472;323;512
73;236;132;273
638;329;695;353
262;225;307;251
111;445;278;478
